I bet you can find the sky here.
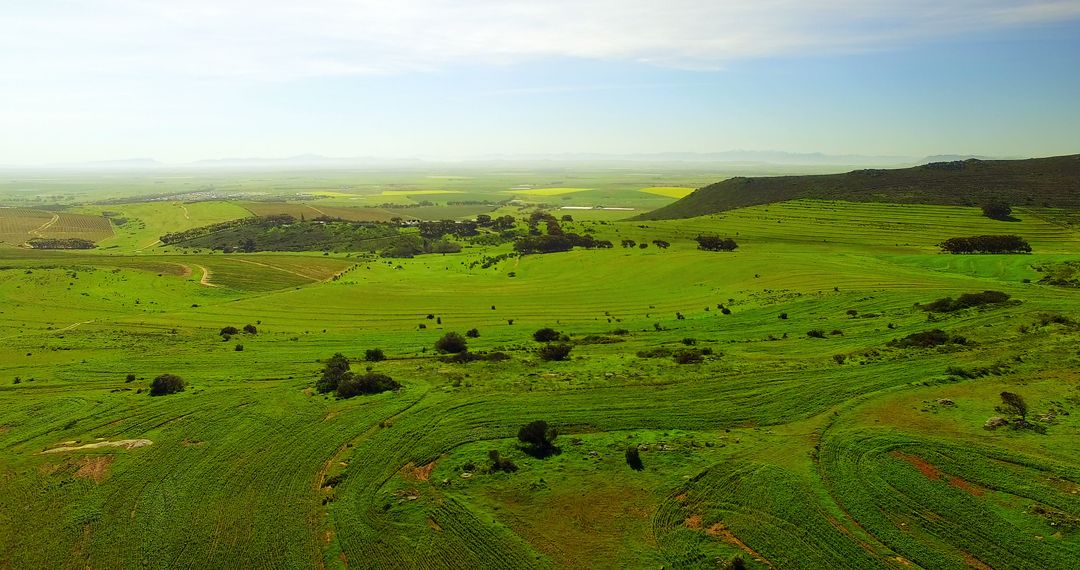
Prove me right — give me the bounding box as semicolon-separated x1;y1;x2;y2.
2;0;1080;164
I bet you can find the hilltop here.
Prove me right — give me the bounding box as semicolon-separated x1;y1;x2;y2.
636;154;1080;220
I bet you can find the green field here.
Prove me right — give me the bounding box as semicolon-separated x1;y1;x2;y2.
1;171;1079;568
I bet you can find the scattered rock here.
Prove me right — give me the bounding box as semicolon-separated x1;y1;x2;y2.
984;416;1010;430
937;399;955;406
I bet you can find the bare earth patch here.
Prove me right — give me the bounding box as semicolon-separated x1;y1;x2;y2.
400;459;439;482
705;522;776;569
890;451;941;480
891;450;986;495
74;455;114;483
42;439;153;454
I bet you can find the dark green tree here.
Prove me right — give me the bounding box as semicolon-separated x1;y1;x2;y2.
149;374;185;396
435;332;468;353
996;391;1029;424
316;353;351;393
532;327;560;342
518;420;558;458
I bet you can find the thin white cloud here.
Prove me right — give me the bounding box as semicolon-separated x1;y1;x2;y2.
3;0;1080;81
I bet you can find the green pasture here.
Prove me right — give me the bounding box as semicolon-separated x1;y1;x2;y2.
0;197;1078;568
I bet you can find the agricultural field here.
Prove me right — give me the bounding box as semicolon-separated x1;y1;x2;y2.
0;208;113;245
1;166;1079;569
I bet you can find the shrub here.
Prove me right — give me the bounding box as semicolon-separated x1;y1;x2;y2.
723;555;747;570
434;332;468;353
575;335;624;345
920;290;1010;312
439;351;483;364
488;449;518;473
364;348;386;362
637;347;673;358
681;338;697;346
778;313;788;320
625;446;644;470
887;329;967;349
220;326;239;336
673;349;704;364
149;374;185;396
316;353;351;393
125;374;136;383
465;328;480;338
336;372;401;399
538;343;573;361
234;344;244;351
518;420;558;457
243;324;257;334
981;202;1013;221
806;329;826;338
533;327;561;342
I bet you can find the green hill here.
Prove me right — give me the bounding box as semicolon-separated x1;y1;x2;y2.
636;154;1080;220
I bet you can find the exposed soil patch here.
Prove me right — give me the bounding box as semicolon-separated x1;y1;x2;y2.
42;439;152;454
684;514;703;530
426;517;443;532
891;451;985;495
74;455;114;483
401;459;438;482
890;451;941;480
948;476;986;497
962;550;992;570
705;522;775;569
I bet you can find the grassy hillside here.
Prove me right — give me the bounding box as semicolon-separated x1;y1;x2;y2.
638;154;1080;220
1;199;1079;568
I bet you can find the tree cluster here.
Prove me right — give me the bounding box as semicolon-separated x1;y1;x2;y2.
919;291;1010;313
418;220;479;240
694;235;738;252
886;329;968;349
27;238;95;249
939;235;1031;254
315;353;400;398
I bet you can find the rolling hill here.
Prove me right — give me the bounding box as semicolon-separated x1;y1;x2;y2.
636;154;1080;220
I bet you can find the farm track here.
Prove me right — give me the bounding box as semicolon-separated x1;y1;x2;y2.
193;264;217;287
29;214;60;237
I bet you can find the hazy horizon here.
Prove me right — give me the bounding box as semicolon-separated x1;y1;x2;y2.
4;1;1080;164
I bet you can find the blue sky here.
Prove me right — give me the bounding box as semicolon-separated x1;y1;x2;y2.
2;1;1079;164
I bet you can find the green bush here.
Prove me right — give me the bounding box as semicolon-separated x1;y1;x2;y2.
538;343;573;361
149;374;185;396
434;332;468;353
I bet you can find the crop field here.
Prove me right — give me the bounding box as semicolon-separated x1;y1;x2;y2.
1;182;1079;569
0;208;113;245
641;186;696;198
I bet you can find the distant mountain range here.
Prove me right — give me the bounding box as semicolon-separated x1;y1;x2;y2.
1;151;1025;170
636;154;1080;220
